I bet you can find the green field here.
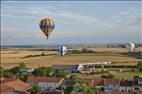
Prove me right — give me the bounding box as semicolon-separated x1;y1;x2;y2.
74;72;142;79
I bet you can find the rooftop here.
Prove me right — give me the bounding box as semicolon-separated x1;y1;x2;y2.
1;84;15;93
1;78;30;93
27;76;64;83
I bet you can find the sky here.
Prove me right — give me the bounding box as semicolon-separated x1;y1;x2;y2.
1;1;142;45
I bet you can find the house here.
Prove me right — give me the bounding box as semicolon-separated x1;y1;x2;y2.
77;62;111;73
27;76;64;90
92;78;104;91
119;79;133;93
103;79;120;93
19;68;34;74
0;78;30;94
92;78;120;92
132;76;142;92
1;84;16;94
80;76;142;94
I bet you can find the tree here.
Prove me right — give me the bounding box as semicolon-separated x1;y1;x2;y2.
29;85;41;94
54;69;65;77
101;74;114;79
16;74;31;82
3;71;14;78
32;67;55;77
0;66;4;71
70;82;98;94
64;86;73;94
137;61;142;72
0;66;4;77
9;66;20;74
9;63;26;74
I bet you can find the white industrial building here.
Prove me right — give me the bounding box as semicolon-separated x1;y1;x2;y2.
77;62;111;73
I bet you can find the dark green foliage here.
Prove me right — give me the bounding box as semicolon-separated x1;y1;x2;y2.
54;69;65;77
70;82;98;94
9;63;26;74
0;66;4;77
3;71;14;78
16;74;31;82
32;67;65;77
137;61;142;72
64;86;73;94
101;74;114;79
29;85;41;94
32;67;54;76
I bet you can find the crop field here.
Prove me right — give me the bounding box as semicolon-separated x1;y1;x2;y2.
1;47;142;69
74;72;142;79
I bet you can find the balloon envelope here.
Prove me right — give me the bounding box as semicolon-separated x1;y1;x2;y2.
128;43;135;52
39;18;55;39
58;46;67;56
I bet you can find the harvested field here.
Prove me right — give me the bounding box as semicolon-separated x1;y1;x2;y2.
1;47;142;69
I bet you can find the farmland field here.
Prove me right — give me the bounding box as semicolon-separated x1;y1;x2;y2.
74;72;142;79
1;47;142;69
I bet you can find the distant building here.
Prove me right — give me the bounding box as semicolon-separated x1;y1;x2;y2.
103;79;120;93
119;80;133;92
27;76;64;90
77;62;111;73
18;68;34;74
0;78;30;94
80;76;142;94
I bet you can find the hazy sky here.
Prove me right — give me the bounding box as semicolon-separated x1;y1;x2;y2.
1;1;142;45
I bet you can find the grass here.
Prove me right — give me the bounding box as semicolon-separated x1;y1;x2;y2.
112;72;142;79
74;72;142;79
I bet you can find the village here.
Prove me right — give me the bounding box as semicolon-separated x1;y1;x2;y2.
1;1;142;94
1;61;142;94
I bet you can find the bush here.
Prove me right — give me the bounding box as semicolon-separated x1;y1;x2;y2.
137;61;142;72
29;85;41;94
101;74;114;79
16;74;31;82
3;71;14;78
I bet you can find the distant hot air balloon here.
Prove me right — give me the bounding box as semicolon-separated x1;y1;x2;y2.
128;43;135;52
58;46;67;56
39;18;55;39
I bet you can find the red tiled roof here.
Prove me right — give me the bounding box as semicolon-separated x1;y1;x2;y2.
120;80;132;86
27;76;64;83
79;78;120;86
0;78;17;84
1;84;15;93
100;92;128;94
1;78;30;93
5;79;30;92
104;79;120;85
136;91;142;94
92;78;104;86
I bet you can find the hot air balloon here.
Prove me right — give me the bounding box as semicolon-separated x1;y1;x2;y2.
128;43;135;52
58;46;67;56
39;18;55;39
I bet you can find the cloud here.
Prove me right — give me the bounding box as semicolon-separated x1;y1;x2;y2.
1;5;103;26
1;3;141;45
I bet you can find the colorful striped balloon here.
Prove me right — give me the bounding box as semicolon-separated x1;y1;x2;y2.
39;18;55;39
